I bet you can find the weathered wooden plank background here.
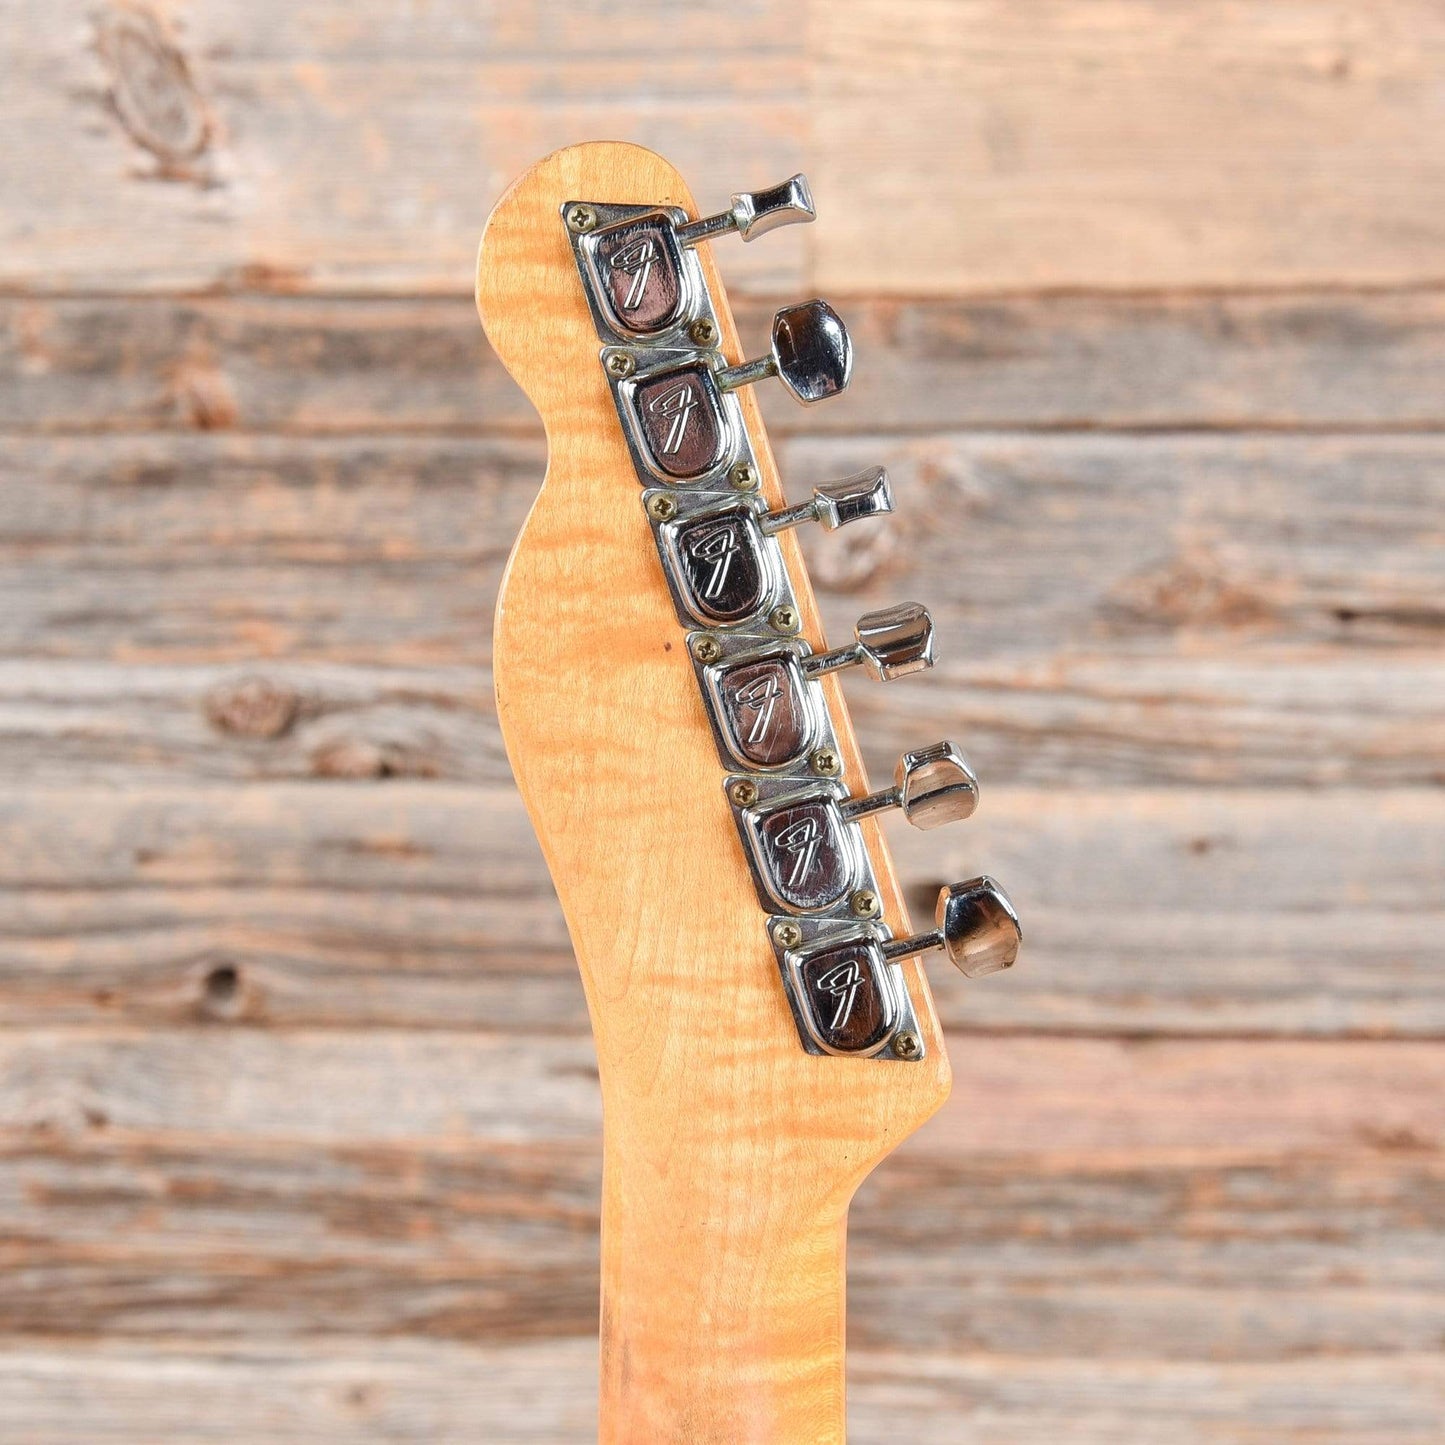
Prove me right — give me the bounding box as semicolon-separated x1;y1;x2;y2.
1;2;1442;1440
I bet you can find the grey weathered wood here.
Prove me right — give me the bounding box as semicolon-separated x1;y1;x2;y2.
1;1033;1440;1355
2;431;1441;787
0;662;508;785
853;1136;1445;1360
7;293;1445;436
4;1030;1438;1156
0;1341;599;1444
0;650;1440;796
848;1350;1445;1445
9;431;1438;662
815;0;1445;293
2;1341;1438;1444
830;291;1445;433
793;430;1445;659
0;784;1439;1036
4;1143;1443;1360
0;296;535;435
0;0;807;295
3;7;1443;1436
10;2;1445;297
0;433;533;664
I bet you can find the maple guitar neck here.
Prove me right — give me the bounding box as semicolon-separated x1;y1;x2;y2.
477;143;1020;1444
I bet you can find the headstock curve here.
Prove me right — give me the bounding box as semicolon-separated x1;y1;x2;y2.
477;142;968;1163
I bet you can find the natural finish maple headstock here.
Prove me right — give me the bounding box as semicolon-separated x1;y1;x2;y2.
476;142;1014;1444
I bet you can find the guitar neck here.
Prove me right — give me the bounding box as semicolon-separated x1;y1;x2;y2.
477;141;1020;1444
600;1135;849;1442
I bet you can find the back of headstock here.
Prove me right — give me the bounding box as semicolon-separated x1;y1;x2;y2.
477;143;1019;1444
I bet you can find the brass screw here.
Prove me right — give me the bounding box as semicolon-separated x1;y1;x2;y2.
647;493;677;522
565;203;597;233
688;317;719;347
770;604;799;634
772;921;803;949
729;779;759;807
730;462;759;492
605;352;635;379
691;635;722;664
893;1031;922;1061
850;889;881;919
810;747;841;777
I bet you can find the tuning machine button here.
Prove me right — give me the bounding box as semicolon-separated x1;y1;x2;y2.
716;300;853;405
802;602;934;682
620;301;853;477
575;176;820;339
654;469;893;627
882;877;1022;978
733;744;977;914
731;741;976;914
840;742;979;830
676;174;816;246
758;466;893;535
575;176;814;338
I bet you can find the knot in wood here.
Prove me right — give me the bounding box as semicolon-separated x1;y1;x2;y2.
205;676;299;739
97;6;211;163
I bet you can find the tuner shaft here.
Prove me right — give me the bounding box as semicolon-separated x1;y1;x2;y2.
715;355;777;392
676;174;816;246
759;467;893;536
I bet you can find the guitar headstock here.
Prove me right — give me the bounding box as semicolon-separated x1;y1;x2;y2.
477;142;1018;1208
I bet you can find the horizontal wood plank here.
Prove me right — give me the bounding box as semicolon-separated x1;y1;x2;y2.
2;1341;1439;1444
10;431;1438;662
11;3;1445;297
0;649;1440;796
849;1350;1445;1445
0;1;806;294
0;784;1439;1036
0;1033;1440;1359
0;296;535;435
3;1030;1438;1158
0;1340;599;1444
7;292;1445;436
794;430;1445;660
815;0;1445;293
2;432;1440;786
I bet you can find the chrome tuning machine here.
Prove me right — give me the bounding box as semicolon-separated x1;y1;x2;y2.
777;878;1021;1058
612;299;855;481
676;174;816;245
758;466;893;535
567;174;814;341
803;602;934;682
716;299;852;406
729;742;980;917
562;167;1023;1066
647;466;893;629
841;741;979;830
883;877;1022;978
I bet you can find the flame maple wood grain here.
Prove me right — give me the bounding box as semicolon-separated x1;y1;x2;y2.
475;142;950;1445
